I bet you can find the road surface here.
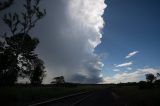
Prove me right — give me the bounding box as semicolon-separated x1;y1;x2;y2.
34;87;126;106
76;88;115;106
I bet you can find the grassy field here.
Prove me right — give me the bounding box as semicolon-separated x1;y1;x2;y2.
0;84;107;106
113;86;160;106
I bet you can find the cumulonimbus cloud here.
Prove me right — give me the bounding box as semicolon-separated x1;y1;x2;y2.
125;51;139;59
115;62;133;68
33;0;107;83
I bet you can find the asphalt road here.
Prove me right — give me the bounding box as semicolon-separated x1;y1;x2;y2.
40;92;91;106
37;87;126;106
76;88;115;106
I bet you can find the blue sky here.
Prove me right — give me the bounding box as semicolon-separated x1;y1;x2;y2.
96;0;160;80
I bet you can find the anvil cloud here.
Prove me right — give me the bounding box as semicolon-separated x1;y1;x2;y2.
34;0;107;83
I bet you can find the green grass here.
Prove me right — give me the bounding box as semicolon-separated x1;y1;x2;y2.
0;85;107;106
113;86;160;106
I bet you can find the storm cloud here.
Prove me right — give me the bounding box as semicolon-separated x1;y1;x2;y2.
32;0;107;83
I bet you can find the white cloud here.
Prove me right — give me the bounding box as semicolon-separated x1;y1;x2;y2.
33;0;107;83
115;62;133;68
127;67;132;70
113;69;120;72
125;51;139;59
103;68;160;83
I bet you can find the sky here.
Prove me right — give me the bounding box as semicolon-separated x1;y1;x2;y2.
98;0;160;83
0;0;160;84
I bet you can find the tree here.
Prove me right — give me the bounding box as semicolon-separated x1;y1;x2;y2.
145;73;156;83
51;76;65;84
0;0;46;85
157;73;160;79
154;73;160;86
0;0;14;11
0;47;19;85
29;58;46;85
2;0;46;35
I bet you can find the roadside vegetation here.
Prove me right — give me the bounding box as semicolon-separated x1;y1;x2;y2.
113;86;160;106
112;73;160;106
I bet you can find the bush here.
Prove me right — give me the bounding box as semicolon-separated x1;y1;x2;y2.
155;79;160;86
138;81;153;89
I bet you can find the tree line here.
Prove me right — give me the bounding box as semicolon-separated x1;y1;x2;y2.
0;0;46;86
116;73;160;89
138;73;160;89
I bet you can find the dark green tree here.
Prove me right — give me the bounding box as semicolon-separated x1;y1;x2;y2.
0;0;14;11
0;46;19;85
154;73;160;86
29;57;46;85
145;73;156;83
0;0;46;85
157;73;160;78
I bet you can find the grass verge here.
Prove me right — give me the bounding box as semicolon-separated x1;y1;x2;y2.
113;86;160;106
